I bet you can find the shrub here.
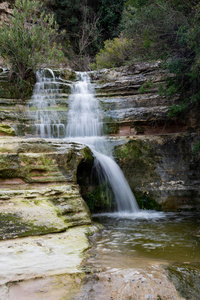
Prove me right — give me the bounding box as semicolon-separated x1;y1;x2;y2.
95;36;133;69
0;0;63;99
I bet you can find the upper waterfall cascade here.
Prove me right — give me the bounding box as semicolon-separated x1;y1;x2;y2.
29;69;66;138
30;69;139;213
66;72;102;138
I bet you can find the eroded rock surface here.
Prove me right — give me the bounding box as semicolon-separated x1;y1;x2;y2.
113;133;200;211
0;137;93;236
0;136;97;299
0;226;98;300
90;61;190;135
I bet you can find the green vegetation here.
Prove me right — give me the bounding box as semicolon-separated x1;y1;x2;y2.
135;191;161;210
95;36;133;69
0;0;63;100
139;80;154;94
193;141;200;153
0;0;199;143
45;0;125;69
0;212;64;239
91;0;200;147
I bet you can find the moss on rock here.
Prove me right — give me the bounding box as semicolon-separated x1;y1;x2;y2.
165;262;200;300
0;211;66;240
0;124;15;136
134;190;161;210
114;138;160;188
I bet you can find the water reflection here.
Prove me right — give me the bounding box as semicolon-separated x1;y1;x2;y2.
91;212;200;265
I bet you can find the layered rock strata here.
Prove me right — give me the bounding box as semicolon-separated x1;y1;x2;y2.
91;61;192;135
0;136;97;298
0;62;199;213
0;137;93;235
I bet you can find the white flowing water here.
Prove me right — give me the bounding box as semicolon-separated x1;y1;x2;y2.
30;70;139;212
66;72;102;138
66;72;139;213
29;69;65;138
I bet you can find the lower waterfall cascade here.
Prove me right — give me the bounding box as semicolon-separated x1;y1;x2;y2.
30;69;139;213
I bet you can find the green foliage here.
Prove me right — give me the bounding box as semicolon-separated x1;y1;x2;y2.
168;104;188;117
85;184;114;213
193;141;200;153
118;0;200;117
135;191;161;210
138;79;154;94
121;0;190;59
46;0;125;69
46;0;101;69
0;0;63;99
95;36;133;68
96;0;125;41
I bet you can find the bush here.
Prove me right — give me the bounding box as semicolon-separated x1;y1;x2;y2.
95;36;133;69
120;0;200;117
0;0;63;99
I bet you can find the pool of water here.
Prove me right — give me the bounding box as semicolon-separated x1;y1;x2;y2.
91;211;200;266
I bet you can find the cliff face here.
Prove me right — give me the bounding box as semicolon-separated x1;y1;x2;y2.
113;134;200;211
0;62;199;214
91;61;199;135
90;61;200;211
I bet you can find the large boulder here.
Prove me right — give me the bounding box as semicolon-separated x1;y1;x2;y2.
0;137;93;238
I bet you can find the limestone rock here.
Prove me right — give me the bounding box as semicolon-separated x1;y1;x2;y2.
89;62;187;135
0;137;93;239
113;133;200;211
0;2;13;26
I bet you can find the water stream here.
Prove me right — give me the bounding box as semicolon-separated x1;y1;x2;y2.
66;72;139;213
91;212;200;265
29;69;66;138
29;69;200;298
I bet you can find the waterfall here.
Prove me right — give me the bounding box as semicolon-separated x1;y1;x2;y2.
66;72;102;138
30;70;139;213
29;69;66;138
66;72;139;213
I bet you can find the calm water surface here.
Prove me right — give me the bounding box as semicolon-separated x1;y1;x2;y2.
91;211;200;266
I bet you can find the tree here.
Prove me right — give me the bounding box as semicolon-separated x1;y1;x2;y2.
46;0;125;69
46;0;101;69
119;0;200;114
96;0;125;41
0;0;63;99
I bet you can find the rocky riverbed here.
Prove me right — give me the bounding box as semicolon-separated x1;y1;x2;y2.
0;59;199;298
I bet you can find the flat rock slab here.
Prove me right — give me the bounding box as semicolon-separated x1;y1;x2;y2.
6;264;185;300
0;226;94;299
76;265;185;300
3;273;85;300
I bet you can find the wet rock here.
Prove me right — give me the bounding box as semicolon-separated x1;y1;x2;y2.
76;265;185;300
0;124;15;136
113;133;200;211
165;262;200;300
